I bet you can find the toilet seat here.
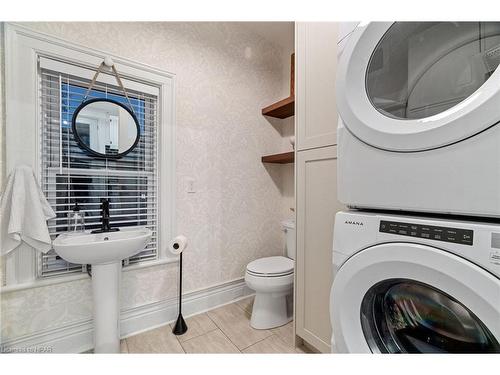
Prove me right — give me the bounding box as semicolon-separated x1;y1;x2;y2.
246;256;294;277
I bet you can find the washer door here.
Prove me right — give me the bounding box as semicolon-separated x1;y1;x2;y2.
330;243;500;353
337;22;500;151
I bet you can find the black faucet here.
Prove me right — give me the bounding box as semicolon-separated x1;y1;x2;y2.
101;198;111;232
91;198;119;233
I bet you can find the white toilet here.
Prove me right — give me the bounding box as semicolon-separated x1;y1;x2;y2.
245;219;295;329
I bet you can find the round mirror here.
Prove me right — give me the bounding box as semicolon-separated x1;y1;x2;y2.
72;98;140;158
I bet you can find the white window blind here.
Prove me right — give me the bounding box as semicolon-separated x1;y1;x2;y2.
38;60;159;278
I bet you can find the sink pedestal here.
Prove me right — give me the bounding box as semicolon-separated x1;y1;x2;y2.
92;261;122;353
52;228;152;354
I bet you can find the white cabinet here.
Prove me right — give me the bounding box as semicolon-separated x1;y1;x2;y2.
296;22;338;151
295;146;343;353
294;22;343;353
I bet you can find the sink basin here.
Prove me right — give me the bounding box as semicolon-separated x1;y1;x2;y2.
52;227;152;353
53;227;152;265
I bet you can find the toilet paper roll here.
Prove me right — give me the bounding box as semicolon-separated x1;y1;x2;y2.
169;235;188;255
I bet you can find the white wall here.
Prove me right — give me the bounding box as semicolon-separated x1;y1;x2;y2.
0;22;294;344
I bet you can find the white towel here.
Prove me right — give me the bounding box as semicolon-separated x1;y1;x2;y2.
0;165;56;256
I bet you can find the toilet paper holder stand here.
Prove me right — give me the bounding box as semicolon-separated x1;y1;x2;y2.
172;243;188;335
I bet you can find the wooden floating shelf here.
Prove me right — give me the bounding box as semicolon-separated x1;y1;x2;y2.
260;54;295;164
261;151;294;164
261;53;295;119
261;96;295;119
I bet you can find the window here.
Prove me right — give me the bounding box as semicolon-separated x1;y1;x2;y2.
39;60;159;277
5;24;174;286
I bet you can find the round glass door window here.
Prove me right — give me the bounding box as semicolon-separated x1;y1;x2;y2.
360;279;500;353
366;22;500;119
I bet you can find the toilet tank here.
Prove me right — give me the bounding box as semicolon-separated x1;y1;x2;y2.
281;219;296;260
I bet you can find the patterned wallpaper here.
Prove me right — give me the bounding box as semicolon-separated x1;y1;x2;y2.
0;22;294;341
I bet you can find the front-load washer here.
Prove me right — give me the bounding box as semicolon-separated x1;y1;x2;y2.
337;22;500;218
330;210;500;353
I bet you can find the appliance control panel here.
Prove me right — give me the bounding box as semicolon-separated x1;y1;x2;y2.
379;220;474;246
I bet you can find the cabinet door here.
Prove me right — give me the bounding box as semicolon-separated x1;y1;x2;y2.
296;22;338;151
295;145;344;353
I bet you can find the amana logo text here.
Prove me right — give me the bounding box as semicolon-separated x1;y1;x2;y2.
345;220;364;226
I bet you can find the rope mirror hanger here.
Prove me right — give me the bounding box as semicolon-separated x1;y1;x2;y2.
71;57;141;159
83;57;137;113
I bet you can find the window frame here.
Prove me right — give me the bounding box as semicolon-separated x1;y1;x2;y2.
39;65;160;276
3;23;176;288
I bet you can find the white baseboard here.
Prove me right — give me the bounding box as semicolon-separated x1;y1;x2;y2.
1;278;253;353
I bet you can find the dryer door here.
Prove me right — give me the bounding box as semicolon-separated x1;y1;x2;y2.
330;243;500;353
337;22;500;151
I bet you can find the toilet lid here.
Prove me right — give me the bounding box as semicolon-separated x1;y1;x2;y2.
246;256;294;276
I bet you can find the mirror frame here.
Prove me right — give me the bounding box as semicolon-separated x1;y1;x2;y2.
71;98;141;159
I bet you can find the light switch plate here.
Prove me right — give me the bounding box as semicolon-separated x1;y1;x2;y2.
186;177;196;193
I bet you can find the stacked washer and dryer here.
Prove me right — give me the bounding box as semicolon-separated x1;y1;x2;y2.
330;22;500;353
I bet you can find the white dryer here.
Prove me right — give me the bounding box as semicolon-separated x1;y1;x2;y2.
330;211;500;353
338;22;359;55
337;22;500;218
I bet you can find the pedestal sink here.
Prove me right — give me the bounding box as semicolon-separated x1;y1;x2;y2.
53;227;152;353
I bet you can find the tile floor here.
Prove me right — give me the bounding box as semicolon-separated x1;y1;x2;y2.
120;296;312;354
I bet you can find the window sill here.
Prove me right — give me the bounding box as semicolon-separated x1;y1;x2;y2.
122;257;178;273
0;257;179;294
